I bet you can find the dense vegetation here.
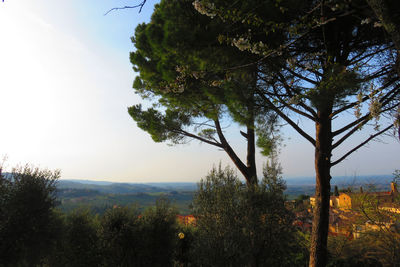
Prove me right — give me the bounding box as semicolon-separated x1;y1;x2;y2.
0;164;308;266
2;165;399;266
57;187;194;215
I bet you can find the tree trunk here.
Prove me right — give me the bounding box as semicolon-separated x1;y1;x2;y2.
214;119;257;185
309;110;332;267
246;122;257;185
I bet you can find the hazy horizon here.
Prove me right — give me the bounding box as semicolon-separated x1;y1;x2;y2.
59;173;394;185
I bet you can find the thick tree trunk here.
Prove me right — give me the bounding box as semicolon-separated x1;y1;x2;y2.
309;110;332;267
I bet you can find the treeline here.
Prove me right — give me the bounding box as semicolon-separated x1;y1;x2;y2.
57;189;194;215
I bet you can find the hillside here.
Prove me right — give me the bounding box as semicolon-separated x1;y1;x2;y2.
57;180;195;214
56;175;394;213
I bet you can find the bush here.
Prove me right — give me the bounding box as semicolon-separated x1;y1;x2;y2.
190;165;308;267
99;206;141;266
46;209;101;267
99;199;178;267
0;165;61;266
139;198;178;266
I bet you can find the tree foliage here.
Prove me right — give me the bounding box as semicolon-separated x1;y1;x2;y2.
0;165;61;266
129;0;281;184
190;165;308;266
99;200;178;267
48;209;102;267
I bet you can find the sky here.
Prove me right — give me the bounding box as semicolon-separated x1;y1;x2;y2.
0;0;398;183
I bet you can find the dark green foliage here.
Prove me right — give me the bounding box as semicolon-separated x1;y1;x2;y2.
0;165;61;266
190;165;308;267
138;198;178;266
59;188;194;215
175;224;196;266
51;210;101;267
99;199;178;267
99;206;142;266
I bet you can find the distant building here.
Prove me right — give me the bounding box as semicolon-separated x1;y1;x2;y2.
309;195;340;209
310;182;399;210
310;182;400;238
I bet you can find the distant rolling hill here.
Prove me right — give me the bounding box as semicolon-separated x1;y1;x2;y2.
55;174;395;213
56;180;196;215
284;174;394;198
58;180;163;194
285;174;393;186
57;180;198;194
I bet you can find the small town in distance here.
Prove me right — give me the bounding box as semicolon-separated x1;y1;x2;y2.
177;181;400;239
300;182;400;238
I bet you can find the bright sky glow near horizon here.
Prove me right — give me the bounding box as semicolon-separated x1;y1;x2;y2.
0;0;399;183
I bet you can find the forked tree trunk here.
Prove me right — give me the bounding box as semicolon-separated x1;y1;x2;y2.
214;119;257;185
309;110;332;267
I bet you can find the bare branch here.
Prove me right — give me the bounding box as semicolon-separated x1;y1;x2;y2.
104;0;147;16
281;65;318;85
332;84;400;137
332;117;369;149
331;95;370;119
272;86;316;122
348;45;391;66
333;113;370;137
274;73;318;119
331;79;398;119
331;124;394;166
257;90;316;146
176;129;223;148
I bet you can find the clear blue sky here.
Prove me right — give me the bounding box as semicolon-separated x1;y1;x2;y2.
0;0;398;182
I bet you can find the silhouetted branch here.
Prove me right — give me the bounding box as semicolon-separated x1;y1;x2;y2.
257;90;316;146
104;0;147;16
331;124;394;166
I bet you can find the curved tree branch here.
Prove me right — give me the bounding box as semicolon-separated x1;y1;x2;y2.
104;0;147;15
176;129;223;148
331;124;394;166
257;90;316;146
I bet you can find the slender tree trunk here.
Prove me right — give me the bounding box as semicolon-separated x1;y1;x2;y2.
246;119;257;185
246;67;258;185
309;110;332;267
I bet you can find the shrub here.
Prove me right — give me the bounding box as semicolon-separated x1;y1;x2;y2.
190;165;308;267
0;165;61;266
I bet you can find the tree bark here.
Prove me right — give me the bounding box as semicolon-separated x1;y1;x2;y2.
309;110;332;267
246;125;257;185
